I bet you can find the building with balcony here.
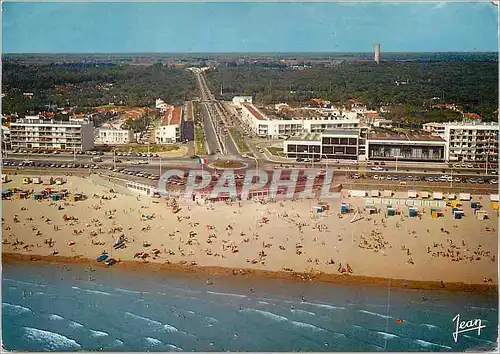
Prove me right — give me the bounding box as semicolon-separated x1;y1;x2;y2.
10;117;94;151
239;102;361;139
96;128;134;145
155;106;182;144
423;121;499;162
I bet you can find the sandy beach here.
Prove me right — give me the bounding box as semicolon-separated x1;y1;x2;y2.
2;175;498;291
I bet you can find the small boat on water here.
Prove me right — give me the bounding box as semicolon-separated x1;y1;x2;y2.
105;258;118;266
96;253;108;262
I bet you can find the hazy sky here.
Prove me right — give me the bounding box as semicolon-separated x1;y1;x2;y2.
2;2;498;53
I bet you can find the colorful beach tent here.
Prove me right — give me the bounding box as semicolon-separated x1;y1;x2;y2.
490;194;499;202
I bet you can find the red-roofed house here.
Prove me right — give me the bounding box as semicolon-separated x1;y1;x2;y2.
155;106;182;144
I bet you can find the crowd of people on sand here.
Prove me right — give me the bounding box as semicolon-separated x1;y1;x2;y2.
2;176;497;287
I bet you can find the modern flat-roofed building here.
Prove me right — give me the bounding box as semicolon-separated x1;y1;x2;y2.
283;129;364;160
321;129;360;160
155;106;182;144
10;117;94;151
366;131;446;162
96;128;134;145
423;121;499;162
283;133;322;159
240;102;361;139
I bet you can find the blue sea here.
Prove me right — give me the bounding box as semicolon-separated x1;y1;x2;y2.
2;261;498;352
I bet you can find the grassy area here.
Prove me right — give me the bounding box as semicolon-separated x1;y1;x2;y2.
195;126;207;155
267;147;284;157
212;160;246;168
229;128;250;153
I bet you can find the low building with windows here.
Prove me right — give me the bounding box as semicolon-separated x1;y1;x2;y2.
284;129;364;160
366;131;446;162
10;117;94;151
155;106;182;144
96;128;134;145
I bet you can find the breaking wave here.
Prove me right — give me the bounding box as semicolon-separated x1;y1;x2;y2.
71;286;112;296
241;308;325;332
420;323;440;329
358;310;392;319
145;337;162;346
290;308;316;316
165;344;183;351
2;303;33;315
115;287;144;295
48;314;64;321
89;330;109;338
303;302;346;310
68;321;84;329
22;327;81;350
376;331;399;340
125;312;163;327
414;339;452;350
206;291;247;298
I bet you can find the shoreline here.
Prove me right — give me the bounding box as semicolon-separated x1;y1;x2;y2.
3;253;497;294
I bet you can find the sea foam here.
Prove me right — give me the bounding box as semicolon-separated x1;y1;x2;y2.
206;291;247;298
22;327;81;350
414;339;452;350
2;303;33;315
89;330;109;338
358;310;392;319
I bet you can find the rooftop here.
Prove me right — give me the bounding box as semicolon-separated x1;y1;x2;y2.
161;106;182;126
368;131;445;142
286;133;322;142
242;103;265;120
11;118;90;126
323;129;360;137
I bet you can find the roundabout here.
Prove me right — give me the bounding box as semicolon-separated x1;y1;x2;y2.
209;160;248;170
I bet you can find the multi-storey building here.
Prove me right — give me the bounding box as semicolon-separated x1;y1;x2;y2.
284;129;364;160
423;121;499;162
96;128;135;145
239;102;361;139
155;106;182;144
10;117;94;151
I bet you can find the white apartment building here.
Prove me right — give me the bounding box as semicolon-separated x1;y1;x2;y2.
423;121;499;162
96;128;134;145
155;106;182;144
10;117;94;151
239;103;361;138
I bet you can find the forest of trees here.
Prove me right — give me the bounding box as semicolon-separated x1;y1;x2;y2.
205;61;498;121
2;62;198;115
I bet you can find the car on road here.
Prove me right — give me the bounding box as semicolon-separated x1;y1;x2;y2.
296;158;304;162
190;155;200;159
371;166;384;171
490;179;498;184
138;160;149;165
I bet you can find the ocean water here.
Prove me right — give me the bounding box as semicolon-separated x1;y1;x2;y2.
2;261;498;352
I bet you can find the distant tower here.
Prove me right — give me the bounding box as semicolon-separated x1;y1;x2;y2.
374;43;381;64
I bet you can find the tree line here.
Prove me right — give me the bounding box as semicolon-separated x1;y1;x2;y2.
2;62;198;115
205;60;498;122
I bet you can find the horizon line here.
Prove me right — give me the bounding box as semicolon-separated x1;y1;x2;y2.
3;51;498;55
